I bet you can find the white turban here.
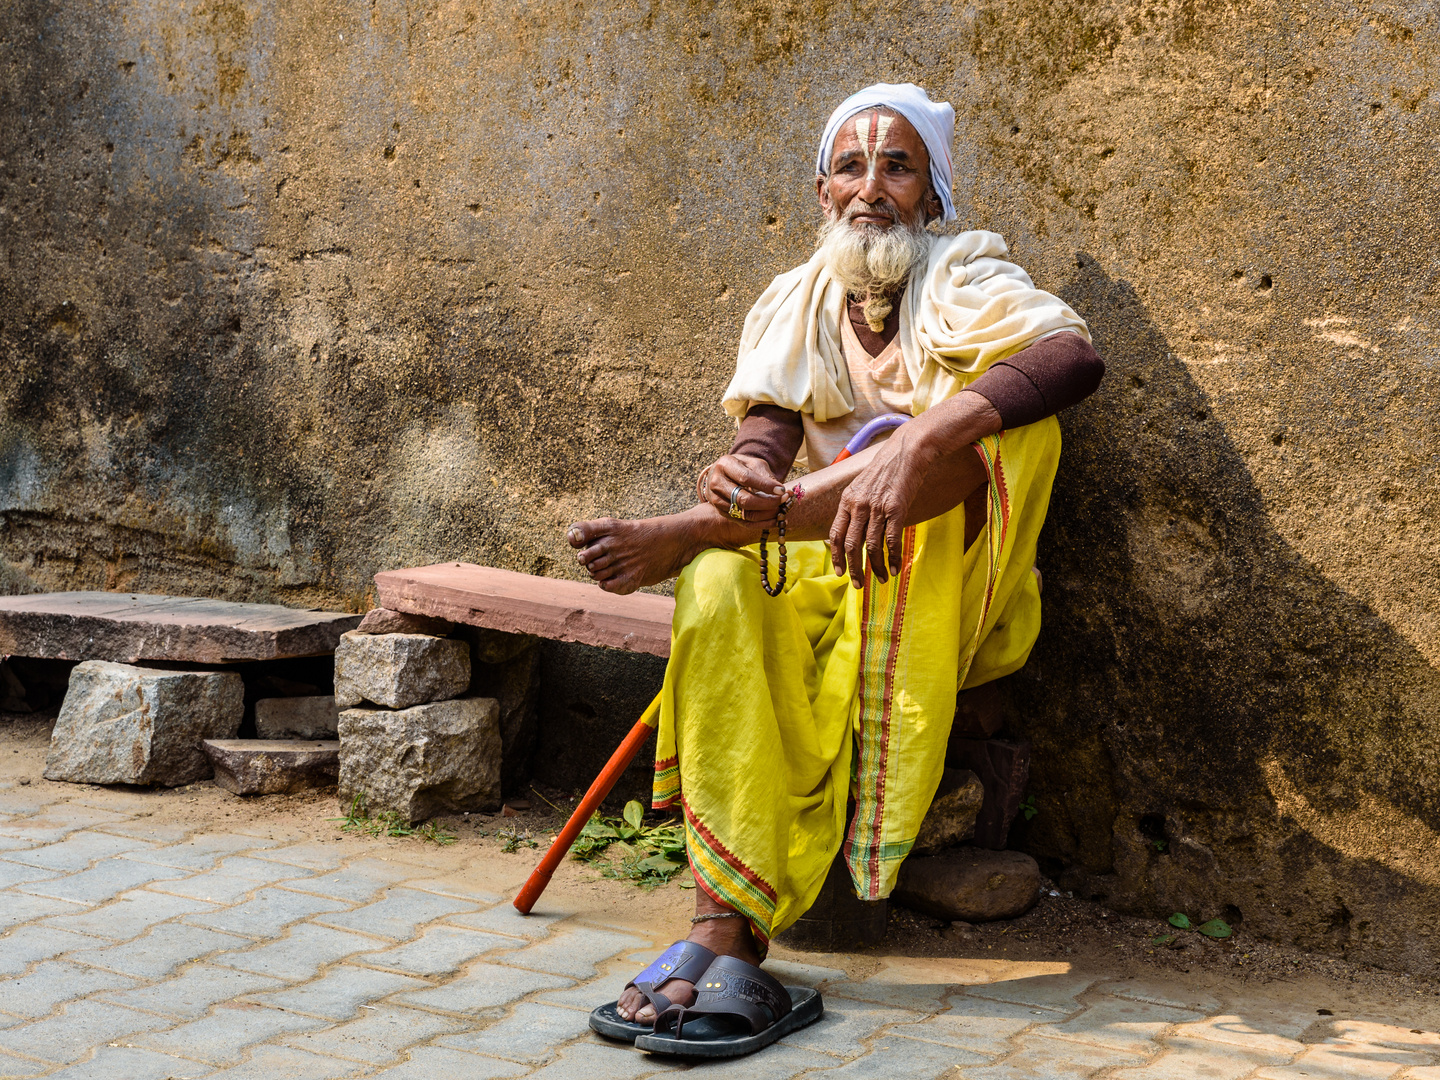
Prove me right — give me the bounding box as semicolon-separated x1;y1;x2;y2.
814;82;957;223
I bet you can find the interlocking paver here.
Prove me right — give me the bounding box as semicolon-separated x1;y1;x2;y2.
438;1001;592;1062
0;839;35;855
498;928;646;979
447;903;564;940
0;790;57;815
211;923;379;981
761;958;849;987
397;962;571;1013
779;996;924;1060
42;890;215;939
252;842;349;870
804;1035;984;1078
1046;995;1202;1052
0;926;100;975
245;966;428;1021
40;1045;206;1080
961;1031;1149;1079
1333;1021;1440;1053
284;1004;465;1064
197;1044;363;1079
317;887;476;940
0;829;146;865
1254;1038;1431;1078
1111;1032;1291;1079
100;963;285;1018
154;871;290;904
366;1046;529;1079
1106;977;1224;1015
356;925;519;976
0;960;136;1019
183;886;349;937
122;836;283;871
0;893;86;932
396;876;503;905
523;1040;681;1078
15;857;190;903
135;1002;331;1065
964;970;1099;1014
659;1043;841;1079
534;965;632;1010
0;1000;170;1064
888;993;1059;1056
69;923;249;979
90;821;197;843
1173;1010;1310;1056
0;1049;43;1078
0;808;131;843
0;861;59;889
824;957;991;1011
280;858;419;902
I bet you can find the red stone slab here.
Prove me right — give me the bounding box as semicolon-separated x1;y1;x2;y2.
0;592;362;664
373;563;675;658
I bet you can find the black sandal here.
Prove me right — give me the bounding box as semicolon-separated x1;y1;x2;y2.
634;954;823;1058
588;940;718;1042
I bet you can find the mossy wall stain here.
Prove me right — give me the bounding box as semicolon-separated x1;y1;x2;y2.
1;0;1437;971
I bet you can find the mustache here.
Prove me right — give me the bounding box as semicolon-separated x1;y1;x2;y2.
839;198;898;225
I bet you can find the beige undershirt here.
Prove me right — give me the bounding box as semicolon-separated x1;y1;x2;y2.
800;310;916;470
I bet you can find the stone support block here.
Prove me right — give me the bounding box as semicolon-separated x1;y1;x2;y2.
356;608;455;637
201;740;340;795
894;847;1041;923
254;695;339;740
43;661;243;786
913;768;985;855
946;738;1031;850
333;631;469;709
337;697;500;822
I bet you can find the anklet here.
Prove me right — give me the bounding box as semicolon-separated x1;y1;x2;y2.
690;911;746;924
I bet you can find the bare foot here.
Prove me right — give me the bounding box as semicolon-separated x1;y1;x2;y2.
567;505;750;595
615;904;761;1023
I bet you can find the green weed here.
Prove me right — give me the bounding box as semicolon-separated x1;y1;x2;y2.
331;792;457;846
571;800;688;888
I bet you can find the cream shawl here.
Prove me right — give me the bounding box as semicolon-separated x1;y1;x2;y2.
722;231;1090;421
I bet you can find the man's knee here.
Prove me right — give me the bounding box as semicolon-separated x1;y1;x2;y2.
678;547;757;622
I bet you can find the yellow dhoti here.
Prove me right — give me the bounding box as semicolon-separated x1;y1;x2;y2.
652;418;1062;952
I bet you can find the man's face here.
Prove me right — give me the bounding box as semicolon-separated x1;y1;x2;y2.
817;109;940;229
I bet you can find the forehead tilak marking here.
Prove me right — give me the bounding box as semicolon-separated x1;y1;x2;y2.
852;109;895;181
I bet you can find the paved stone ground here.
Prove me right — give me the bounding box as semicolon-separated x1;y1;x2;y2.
1;782;1437;1079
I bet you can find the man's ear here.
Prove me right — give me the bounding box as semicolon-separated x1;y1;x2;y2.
923;186;943;224
816;175;833;215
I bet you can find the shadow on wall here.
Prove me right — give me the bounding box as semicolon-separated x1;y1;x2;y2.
1011;253;1440;973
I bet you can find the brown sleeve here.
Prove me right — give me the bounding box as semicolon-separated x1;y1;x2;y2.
966;332;1106;429
729;404;804;482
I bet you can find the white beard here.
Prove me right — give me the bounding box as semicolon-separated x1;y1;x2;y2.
815;205;933;303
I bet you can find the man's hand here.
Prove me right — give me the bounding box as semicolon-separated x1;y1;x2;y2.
699;454;786;527
828;430;931;586
828;390;1004;587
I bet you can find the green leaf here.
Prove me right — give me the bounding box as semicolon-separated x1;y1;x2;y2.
1197;918;1233;939
623;800;645;831
1168;912;1193;930
1152;934;1176;946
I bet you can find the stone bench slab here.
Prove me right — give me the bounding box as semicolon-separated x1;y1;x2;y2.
373;563;674;658
0;592;362;663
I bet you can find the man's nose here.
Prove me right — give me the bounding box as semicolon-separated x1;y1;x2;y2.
856;171;884;203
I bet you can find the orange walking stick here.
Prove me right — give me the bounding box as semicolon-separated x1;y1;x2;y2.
513;691;662;914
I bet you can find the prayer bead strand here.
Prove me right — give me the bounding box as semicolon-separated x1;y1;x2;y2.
759;484;802;597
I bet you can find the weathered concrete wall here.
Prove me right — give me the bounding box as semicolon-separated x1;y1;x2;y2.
2;1;1437;971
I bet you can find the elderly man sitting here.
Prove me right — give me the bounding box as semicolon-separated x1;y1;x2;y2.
570;83;1103;1058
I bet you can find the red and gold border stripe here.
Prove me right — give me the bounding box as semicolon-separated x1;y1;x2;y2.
681;796;777;954
651;755;680;810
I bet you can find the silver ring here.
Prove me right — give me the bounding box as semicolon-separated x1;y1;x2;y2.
728;485;746;521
